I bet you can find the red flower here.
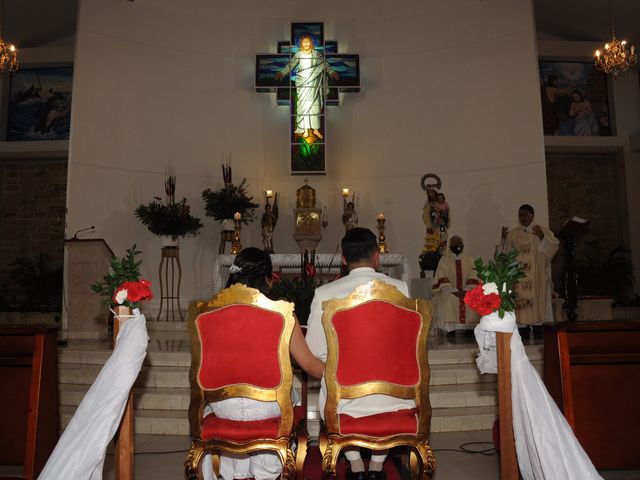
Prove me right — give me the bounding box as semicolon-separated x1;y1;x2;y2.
305;263;317;278
464;284;501;316
113;280;153;305
271;271;282;284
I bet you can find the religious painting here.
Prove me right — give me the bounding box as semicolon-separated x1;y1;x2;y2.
6;66;74;141
539;60;611;136
255;22;360;175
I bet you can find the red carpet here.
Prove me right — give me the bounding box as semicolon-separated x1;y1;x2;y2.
303;446;403;480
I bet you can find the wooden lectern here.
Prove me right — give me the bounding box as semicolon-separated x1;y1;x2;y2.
64;239;114;340
0;325;59;479
556;217;589;322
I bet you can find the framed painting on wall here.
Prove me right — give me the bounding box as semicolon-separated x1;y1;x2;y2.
6;66;74;141
539;60;611;136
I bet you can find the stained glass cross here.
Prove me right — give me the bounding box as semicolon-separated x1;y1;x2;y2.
255;22;360;175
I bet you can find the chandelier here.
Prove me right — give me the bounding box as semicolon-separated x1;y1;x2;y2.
594;0;636;76
0;0;18;73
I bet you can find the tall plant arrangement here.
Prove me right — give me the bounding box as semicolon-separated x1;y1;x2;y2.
135;174;203;240
202;164;259;224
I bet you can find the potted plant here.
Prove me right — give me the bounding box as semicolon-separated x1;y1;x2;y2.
202;163;259;229
91;245;144;306
135;174;203;243
464;249;526;319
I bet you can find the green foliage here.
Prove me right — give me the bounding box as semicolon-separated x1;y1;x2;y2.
474;249;526;317
9;253;63;309
269;277;323;326
202;178;259;224
90;245;143;306
135;198;203;239
575;244;636;305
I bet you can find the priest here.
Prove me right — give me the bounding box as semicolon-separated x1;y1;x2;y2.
432;235;480;334
501;204;559;326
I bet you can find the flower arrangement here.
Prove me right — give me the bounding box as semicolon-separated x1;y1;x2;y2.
113;279;153;309
464;249;526;318
419;229;446;272
91;245;143;306
202;164;259;225
135;174;203;240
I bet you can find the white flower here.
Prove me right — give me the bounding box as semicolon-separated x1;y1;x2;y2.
115;289;128;305
482;282;499;295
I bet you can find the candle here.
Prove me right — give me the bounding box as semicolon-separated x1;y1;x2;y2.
265;190;273;198
234;212;241;221
342;188;350;197
377;212;385;221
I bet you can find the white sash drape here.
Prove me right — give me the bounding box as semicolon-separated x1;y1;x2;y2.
474;312;602;480
38;309;149;480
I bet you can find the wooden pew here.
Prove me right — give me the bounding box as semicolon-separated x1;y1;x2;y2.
543;321;640;469
0;325;59;480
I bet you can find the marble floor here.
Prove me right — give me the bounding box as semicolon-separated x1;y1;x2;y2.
97;430;639;480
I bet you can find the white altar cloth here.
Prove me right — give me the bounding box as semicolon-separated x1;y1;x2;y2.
213;253;410;294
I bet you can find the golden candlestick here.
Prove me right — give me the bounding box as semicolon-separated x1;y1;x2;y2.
377;213;388;253
230;212;242;254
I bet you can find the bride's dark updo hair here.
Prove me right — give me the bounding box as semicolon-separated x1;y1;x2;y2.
225;247;273;295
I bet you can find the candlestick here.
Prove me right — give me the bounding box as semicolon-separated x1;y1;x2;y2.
230;214;242;254
377;215;388;253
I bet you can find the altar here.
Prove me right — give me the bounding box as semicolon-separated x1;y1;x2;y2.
213;253;410;294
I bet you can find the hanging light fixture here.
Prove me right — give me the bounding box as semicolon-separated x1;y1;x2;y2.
594;0;636;76
0;0;18;73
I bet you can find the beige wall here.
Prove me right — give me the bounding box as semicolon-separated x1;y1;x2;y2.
67;0;548;304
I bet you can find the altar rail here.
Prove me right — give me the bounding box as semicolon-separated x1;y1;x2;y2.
213;253;410;294
543;320;640;469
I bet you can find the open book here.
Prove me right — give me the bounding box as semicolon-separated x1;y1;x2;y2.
557;216;589;239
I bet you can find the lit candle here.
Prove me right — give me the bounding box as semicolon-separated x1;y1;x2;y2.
377;212;385;221
265;190;273;198
234;212;241;221
342;188;350;197
595;50;601;57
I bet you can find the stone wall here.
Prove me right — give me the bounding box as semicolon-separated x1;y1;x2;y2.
545;150;628;295
0;159;67;308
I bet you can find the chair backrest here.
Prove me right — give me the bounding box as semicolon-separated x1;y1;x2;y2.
321;279;432;434
188;283;296;438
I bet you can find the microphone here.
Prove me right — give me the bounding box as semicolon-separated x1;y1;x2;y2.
73;226;95;239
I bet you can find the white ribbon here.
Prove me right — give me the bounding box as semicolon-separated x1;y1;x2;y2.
474;312;602;480
38;310;149;480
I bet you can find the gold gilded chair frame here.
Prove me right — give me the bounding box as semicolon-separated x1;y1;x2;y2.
319;279;436;480
184;283;308;480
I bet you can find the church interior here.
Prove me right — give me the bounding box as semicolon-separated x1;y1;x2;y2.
0;0;639;479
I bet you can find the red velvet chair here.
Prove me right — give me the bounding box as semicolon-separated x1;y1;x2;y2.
319;280;436;479
184;284;308;480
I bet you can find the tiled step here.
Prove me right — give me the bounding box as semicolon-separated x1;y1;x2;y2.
430;405;498;432
57;327;545;436
60;406;190;436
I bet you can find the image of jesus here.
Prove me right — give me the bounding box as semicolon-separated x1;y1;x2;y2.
276;35;338;140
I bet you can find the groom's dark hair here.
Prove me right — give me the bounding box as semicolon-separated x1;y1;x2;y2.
341;228;378;264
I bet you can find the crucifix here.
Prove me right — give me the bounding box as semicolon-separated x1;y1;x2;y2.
255;22;360;175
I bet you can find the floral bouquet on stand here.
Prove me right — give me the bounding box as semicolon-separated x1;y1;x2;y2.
464;249;525;319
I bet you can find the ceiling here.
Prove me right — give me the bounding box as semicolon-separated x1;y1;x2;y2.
2;0;639;49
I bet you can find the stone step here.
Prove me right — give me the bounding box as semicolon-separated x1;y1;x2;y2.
60;403;497;436
430;405;498;432
58;360;542;391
